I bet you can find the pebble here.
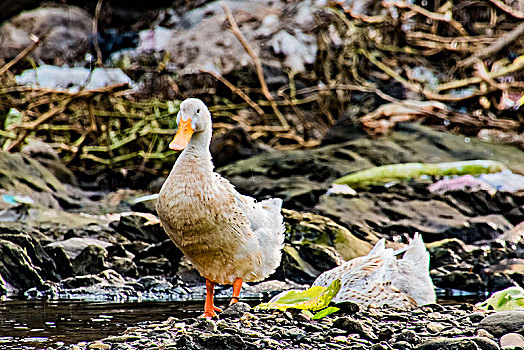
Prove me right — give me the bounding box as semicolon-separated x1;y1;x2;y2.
56;303;524;350
500;333;524;349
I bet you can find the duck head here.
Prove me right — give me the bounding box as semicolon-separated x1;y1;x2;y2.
169;98;211;150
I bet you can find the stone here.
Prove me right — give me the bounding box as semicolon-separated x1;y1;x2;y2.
221;302;252;318
427;322;446;333
500;332;524;349
72;245;108;275
0;152;92;210
44;245;75;279
415;337;500;350
110;214;166;243
0;232;59;281
0;238;43;291
426;238;469;269
61;274;105;289
431;269;484;292
0;6;92;66
477;311;524;337
283;209;373;261
47;238;113;260
108;257;138;278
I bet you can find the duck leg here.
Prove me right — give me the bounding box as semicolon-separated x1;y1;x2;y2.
229;278;243;306
203;279;222;318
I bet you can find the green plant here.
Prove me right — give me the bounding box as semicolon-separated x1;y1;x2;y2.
476;286;524;311
255;279;341;319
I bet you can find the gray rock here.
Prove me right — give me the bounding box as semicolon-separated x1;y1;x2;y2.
221;302;252;318
0;6;92;65
500;332;524;349
415;337;500;350
0;238;43;291
108;257;138;278
44;245;75;279
110;214;166;243
72;245;108;275
47;237;112;260
477;311;524;337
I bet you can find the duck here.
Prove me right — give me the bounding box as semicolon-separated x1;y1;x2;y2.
156;98;285;318
311;233;436;308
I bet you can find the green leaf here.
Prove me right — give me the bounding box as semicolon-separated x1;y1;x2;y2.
312;307;340;320
255;279;341;312
333;160;507;188
476;287;524;311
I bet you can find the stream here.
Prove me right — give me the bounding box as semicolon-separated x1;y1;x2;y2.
0;294;479;350
0;299;206;349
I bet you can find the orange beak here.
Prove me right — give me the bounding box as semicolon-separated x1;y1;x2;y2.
170;117;194;150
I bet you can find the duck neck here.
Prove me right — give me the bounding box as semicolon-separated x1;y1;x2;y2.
178;128;213;170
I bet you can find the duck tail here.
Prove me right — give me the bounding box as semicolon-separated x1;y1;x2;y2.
368;238;386;256
401;233;429;271
261;198;285;244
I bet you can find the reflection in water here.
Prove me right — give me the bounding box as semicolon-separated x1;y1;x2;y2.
0;299;204;349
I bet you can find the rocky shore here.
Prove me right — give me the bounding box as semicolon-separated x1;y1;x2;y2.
57;302;524;350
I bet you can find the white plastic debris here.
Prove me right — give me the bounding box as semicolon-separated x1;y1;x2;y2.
137;26;173;53
326;184;357;196
269;30;317;72
15;65;135;93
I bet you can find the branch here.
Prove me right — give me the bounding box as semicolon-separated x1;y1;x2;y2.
221;2;289;128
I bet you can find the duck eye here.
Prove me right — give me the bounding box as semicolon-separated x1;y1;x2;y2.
196;109;200;114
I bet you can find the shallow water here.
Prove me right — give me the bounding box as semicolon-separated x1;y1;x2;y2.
0;299;207;349
0;293;481;349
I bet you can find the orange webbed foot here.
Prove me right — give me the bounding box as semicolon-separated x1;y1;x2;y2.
201;305;222;318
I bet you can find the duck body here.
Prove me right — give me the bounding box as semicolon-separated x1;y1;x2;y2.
311;233;436;308
156;98;284;316
157;149;284;284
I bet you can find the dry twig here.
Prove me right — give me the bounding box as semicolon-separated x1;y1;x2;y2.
221;2;289;129
202;69;264;116
0;32;50;76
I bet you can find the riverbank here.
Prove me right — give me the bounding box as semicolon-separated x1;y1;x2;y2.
55;301;524;350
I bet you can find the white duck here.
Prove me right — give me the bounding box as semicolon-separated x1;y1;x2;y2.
312;233;436;308
156;98;285;318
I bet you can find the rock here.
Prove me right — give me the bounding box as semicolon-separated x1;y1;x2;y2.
415;337;500;350
0;238;43;291
221;302;252;318
108;257;138;278
278;244;321;283
175;256;204;286
72;245;108;276
134;239;183;268
0;152;93;210
500;333;524;349
426;239;469;269
61;274;105;289
427;322;446;333
431;268;484;292
0;6;92;66
44;245;75;279
110;214;166;243
0;232;59;281
47;237;113;260
21;139;77;186
477;311;524;337
283;209;373;261
136;256;171;276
